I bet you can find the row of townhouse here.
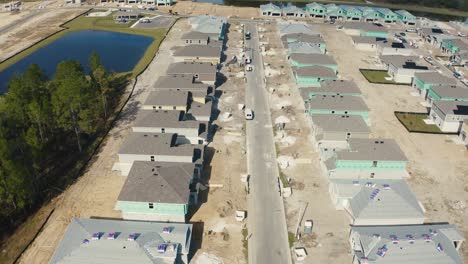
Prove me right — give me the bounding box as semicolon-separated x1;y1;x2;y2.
418;27;468;66
92;0;173;5
48;16;226;264
344;23;468;140
261;3;416;25
286;22;465;264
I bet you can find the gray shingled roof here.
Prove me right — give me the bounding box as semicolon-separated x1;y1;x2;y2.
282;33;324;44
432;100;468;115
143;90;189;107
278;23;320;36
118;161;195;204
288;42;323;55
331;179;424;221
154;75;211;90
342;22;388;33
173;45;221;58
414;71;457;85
290;53;337;65
311;114;370;133
49;218;192;264
351;224;464;264
118;132;196;157
319;79;362;94
188;101;213;119
133;110;201;129
293;66;337;78
181;31;213;40
430;86;468;99
167;62;216;75
307;95;369;112
338;138;407;161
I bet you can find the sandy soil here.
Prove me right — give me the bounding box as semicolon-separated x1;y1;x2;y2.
189;22;248;264
159;1;258;19
260;21;352;263
0;8;87;62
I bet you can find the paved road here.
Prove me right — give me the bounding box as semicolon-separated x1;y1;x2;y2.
244;22;292;264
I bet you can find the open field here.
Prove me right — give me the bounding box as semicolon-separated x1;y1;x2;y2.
360;69;396;84
0;11;171;77
395;112;444;133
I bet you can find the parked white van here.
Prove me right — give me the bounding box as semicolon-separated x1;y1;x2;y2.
245;108;254;120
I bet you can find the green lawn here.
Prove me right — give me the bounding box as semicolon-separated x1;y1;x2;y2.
360;69;396;84
0;10;170;78
395;112;443;133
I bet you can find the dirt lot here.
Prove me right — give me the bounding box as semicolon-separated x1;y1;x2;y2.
189;21;248;264
158;1;258;19
259;21;352;263
0;7;87;62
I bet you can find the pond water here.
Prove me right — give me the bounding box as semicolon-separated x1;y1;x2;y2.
0;30;154;93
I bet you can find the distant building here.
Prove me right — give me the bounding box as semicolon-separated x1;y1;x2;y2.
49;218;192;264
305;2;326;18
358;6;381;22
430;100;468;133
374;7;398;23
412;71;457;99
441;39;468;55
181;31;212;46
113;12;140;21
395;10;416;25
341;5;363;21
380;55;429;84
282;6;306;18
325;4;345;20
116;161;198;222
260;3;281;17
156;0;172;6
323;138;408;179
349;224;464;264
293;66;337;87
329;179;425;225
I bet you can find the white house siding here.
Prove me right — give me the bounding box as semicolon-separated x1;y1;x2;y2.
327;170;408;180
121;212;185;223
389;66;425;84
351;216;425;226
430;111;464;132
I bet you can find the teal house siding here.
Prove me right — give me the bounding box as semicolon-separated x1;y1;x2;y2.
334;160;407;171
305;3;326;17
290;59;338;72
296;76;336;86
309;110;369;120
116;201;188;217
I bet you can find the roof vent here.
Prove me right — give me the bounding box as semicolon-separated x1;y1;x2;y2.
128;233;137;241
91;232;102;240
157;244;167;254
390;235;399;244
422;234;432;242
107;232;116;240
383;184;391;190
406;234;415;244
163;226;173;234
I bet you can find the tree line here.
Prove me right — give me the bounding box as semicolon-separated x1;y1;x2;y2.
381;0;468;11
0;52;123;237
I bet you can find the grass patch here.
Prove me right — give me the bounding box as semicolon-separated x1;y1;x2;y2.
0;10;169;78
279;170;289;188
288;232;295;248
242;227;249;262
395;112;443;133
360;69;396;84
